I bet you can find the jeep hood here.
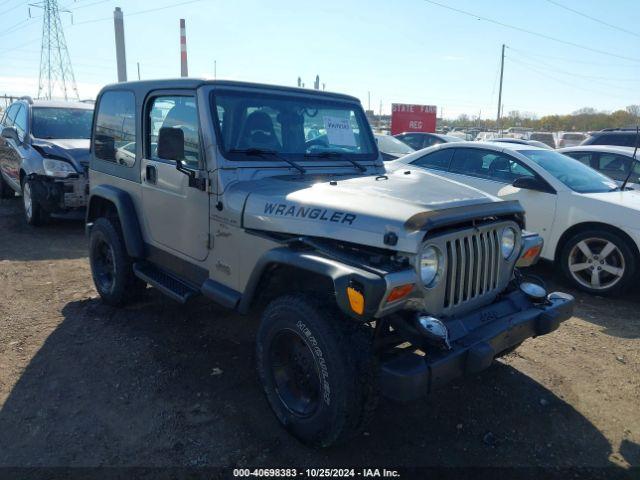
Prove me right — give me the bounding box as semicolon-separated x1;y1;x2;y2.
242;168;522;253
32;138;90;172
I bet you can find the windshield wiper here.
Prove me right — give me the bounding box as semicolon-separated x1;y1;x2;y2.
304;151;367;172
229;148;306;174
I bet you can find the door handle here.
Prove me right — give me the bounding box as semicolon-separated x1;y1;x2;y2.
146;164;157;184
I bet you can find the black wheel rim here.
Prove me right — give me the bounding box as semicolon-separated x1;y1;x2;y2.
269;329;321;418
93;237;116;293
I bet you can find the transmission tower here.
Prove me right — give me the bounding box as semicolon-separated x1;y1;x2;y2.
33;0;79;100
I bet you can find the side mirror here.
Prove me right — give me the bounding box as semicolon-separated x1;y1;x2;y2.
157;127;185;161
512;176;548;192
94;134;116;160
1;126;20;143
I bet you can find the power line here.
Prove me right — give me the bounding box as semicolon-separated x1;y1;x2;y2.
506;56;635;102
544;0;640;39
507;46;640;69
421;0;640;63
73;0;207;26
509;48;640;84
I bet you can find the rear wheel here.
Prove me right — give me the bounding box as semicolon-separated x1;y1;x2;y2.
256;294;377;447
21;178;48;226
560;230;636;296
89;217;145;306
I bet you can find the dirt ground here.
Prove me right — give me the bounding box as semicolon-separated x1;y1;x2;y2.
0;195;638;476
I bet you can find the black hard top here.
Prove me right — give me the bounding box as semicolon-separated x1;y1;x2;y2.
99;78;361;103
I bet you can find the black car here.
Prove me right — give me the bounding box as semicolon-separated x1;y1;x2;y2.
0;97;94;225
394;131;463;150
581;129;639;147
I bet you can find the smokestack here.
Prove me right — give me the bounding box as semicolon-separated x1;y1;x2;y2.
180;19;188;77
114;7;127;82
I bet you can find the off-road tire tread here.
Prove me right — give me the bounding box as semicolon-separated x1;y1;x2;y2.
90;217;145;306
257;293;378;448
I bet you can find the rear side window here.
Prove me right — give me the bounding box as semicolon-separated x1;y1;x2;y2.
411;148;454;171
93;91;136;166
564;152;593;167
397;134;424;150
449;148;534;183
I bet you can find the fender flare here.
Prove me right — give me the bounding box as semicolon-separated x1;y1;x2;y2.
238;247;387;320
86;184;145;258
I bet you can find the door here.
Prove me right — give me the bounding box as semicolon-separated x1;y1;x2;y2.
0;104;23;188
444;148;558;238
141;93;210;262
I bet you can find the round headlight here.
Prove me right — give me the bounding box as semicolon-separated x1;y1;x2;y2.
420;246;441;286
501;227;517;259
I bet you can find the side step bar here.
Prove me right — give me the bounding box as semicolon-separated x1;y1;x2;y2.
133;262;199;304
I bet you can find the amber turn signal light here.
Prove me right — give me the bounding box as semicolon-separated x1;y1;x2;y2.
347;287;365;315
386;284;414;303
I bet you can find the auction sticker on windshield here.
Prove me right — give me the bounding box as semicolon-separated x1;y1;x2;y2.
323;116;356;147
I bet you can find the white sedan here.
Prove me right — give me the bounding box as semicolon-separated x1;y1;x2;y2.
391;141;640;295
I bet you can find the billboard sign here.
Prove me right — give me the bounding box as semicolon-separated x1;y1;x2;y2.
390;103;437;135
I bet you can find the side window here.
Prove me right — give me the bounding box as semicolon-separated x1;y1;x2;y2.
423;135;438;147
564;152;592;167
411;148;454;171
3;104;19;127
94;91;136;166
398;134;422;150
598;154;630;174
13;105;27;140
148;95;200;168
450;149;534;182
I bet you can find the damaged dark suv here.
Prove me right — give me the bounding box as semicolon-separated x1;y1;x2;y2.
0;97;94;225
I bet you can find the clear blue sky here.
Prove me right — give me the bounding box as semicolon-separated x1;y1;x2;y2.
0;0;638;119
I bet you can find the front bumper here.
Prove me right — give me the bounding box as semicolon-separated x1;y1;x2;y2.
379;289;574;402
30;174;89;212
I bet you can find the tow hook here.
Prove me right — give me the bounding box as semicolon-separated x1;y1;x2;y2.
415;315;451;350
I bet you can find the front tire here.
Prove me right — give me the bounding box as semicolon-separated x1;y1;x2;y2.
21;178;48;226
560;229;636;296
256;294;377;447
89;217;145;306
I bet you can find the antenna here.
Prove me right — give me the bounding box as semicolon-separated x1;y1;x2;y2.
31;0;79;100
620;125;639;191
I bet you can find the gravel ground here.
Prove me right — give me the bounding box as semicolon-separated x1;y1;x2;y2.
0;196;638;476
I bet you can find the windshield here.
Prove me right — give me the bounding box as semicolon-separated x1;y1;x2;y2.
520;150;618;193
211;90;377;160
376;135;414;154
31;107;93;139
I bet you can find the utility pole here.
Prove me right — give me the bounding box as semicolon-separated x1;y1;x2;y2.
367;91;370;111
137;62;140;80
113;7;127;82
496;43;505;133
34;0;79;100
214;60;217;79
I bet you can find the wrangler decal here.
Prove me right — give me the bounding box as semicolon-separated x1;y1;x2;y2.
263;202;356;225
